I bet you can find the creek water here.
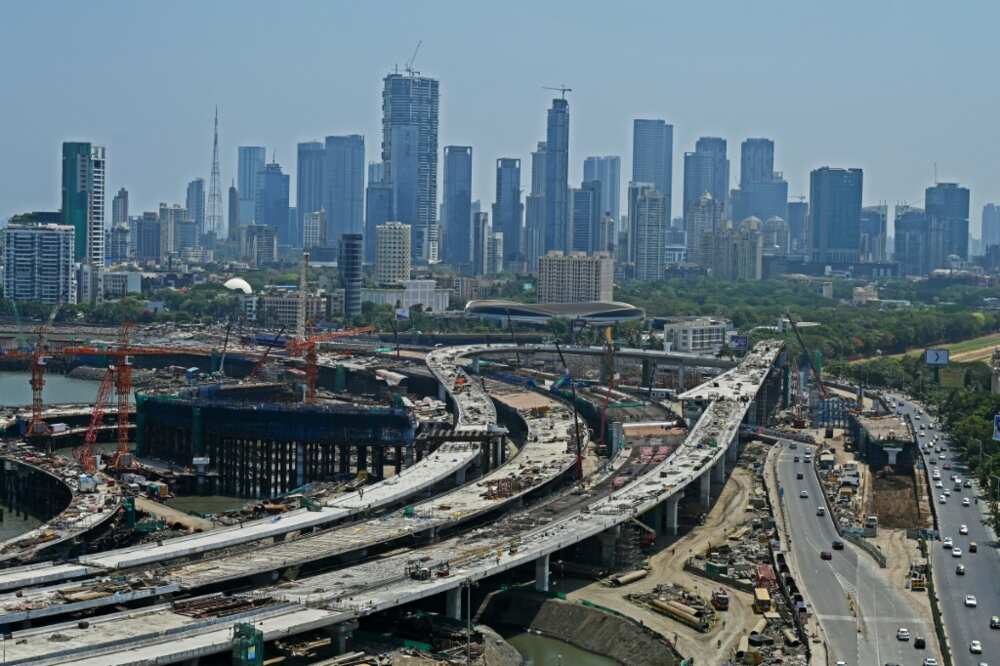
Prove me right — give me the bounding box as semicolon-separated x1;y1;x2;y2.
504;631;618;666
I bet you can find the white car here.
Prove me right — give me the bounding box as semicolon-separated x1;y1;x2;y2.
940;495;948;504
897;627;911;640
953;547;963;557
960;525;969;534
936;481;944;488
799;490;808;498
966;595;979;607
944;537;954;548
963;498;972;507
971;639;983;654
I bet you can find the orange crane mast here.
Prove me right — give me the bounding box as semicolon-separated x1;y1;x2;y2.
285;326;375;403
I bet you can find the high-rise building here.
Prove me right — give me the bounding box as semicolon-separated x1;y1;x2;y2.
186;178;206;239
368;162;385;184
338;233;363;318
237;146;266;225
382;72;439;261
809;167;863;264
926;182;971;262
109;224;130;263
135;212;161;263
255;162;291;245
537;251;613;303
894;205;929;276
731;137;787;224
157;204;186;259
324;135;365;246
859;204;888;263
303;210;325;249
570;180;601;254
472;212;491;276
787;199;808;253
685;192;724;266
493;158;523;267
61;142;105;301
631;120;672;216
442;146;473;265
983;204;1000;251
487;232;504;275
584;155;622;228
365;181;393;263
227;182;240;239
710;221;763;281
739;138;774;188
375;222;411;285
628;182;667;281
296;141;325;247
243;224;276;266
112;188;129;227
682;138;728;223
524;142;547;272
3;217;77;305
544;97;570;253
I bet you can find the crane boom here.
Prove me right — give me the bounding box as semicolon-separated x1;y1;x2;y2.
785;309;829;400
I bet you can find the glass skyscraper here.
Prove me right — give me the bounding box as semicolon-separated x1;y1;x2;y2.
493;158;523;266
296;141;325;248
442;145;473;266
237;146;266;226
544;98;570;253
584;155;621;229
809;167;863;264
324;135;366;246
631;120;672;217
255;162;290;246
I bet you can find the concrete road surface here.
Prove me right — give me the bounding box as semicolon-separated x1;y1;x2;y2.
892;392;999;666
776;440;937;665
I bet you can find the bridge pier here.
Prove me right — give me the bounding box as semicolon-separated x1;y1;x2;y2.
699;471;711;508
394;445;403;474
338;445;350;474
641;359;654;389
664;496;679;535
446;586;462;620
455;466;467;486
357;445;367;474
372;446;384;480
296;443;306;487
677;364;686;390
535;553;551;592
726;435;739;463
325;619;359;654
712;458;726;484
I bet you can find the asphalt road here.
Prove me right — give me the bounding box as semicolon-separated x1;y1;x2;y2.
776;440;937;665
892;392;1000;666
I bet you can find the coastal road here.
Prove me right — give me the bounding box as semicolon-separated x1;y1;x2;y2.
776;440;937;665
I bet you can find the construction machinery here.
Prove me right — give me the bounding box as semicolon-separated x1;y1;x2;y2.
284;325;375;403
75;366;115;474
245;326;286;382
552;339;585;480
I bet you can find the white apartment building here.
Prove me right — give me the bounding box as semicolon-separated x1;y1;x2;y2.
662;317;733;353
3;222;77;305
537;250;614;303
375;221;411;285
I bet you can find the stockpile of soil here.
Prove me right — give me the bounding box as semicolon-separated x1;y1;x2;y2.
872;473;922;529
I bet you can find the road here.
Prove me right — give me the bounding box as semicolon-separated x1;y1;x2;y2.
776;440;937;665
892;392;1000;665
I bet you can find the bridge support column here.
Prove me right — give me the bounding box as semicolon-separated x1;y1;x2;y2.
700;471;711;509
356;445;367;474
372;446;384;480
641;359;654;389
665;496;679;535
598;527;620;568
677;364;686;390
338;445;350;474
455;465;467;486
296;443;306;488
644;503;664;536
438;382;447;401
727;435;739;463
325;619;359;655
535;553;550;592
712;458;726;484
492;438;502;470
405;445;415;467
446;586;462;620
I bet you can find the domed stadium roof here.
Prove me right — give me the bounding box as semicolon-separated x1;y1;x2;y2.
464;300;644;324
223;277;253;294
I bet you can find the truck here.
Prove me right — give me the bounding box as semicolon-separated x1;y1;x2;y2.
711;589;730;611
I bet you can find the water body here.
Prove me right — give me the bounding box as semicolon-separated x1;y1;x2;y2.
0;504;41;541
0;372;103;406
505;632;618;666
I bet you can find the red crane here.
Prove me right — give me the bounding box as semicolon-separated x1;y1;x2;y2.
284;326;375;403
75;366;115;474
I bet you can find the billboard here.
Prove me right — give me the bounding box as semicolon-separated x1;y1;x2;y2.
731;335;749;350
925;349;950;366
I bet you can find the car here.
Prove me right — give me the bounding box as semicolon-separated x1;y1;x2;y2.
820;550;832;560
967;595;979;607
944;537;954;547
936;481;944;488
957;564;966;575
793;456;799;462
953;547;963;557
944;463;953;470
817;507;826;517
789;442;798;450
970;542;978;552
940;495;947;504
799;490;809;498
963;498;972;507
945;490;952;497
832;539;844;550
922;658;937;666
915;636;927;649
971;640;983;654
966;479;973;488
961;524;969;535
897;627;911;641
796;472;804;480
991;615;1000;629
933;471;941;480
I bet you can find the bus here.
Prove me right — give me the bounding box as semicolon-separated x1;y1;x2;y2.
753;587;772;613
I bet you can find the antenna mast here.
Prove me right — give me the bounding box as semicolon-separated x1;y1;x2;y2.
206;107;224;240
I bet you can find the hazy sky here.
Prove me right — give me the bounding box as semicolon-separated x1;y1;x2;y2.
3;1;998;234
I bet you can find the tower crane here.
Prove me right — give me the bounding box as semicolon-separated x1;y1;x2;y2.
75;366;115;475
542;85;572;99
405;40;422;76
285;326;375;403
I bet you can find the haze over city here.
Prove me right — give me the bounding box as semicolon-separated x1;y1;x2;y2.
3;0;999;234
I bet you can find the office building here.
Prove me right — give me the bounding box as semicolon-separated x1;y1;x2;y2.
135;213;161;263
523;142;547;272
685;192;723;266
628;182;668;281
493;158;523;267
61;142;105;301
662;317;732;354
109;224;130;263
983;204;1000;251
303;210;325;250
185;178;206;240
682;137;728;224
382;72;439;260
544;97;570;253
631;119;672;215
584;155;621;228
809;167;863;264
255;162;291;245
570;181;601;253
537;251;613;303
324;135;365;246
243;224;277;267
442;146;473;265
3;216;76;304
926;182;970;261
362;279;449;312
786;200;809;253
296;141;325;248
368;162;385;184
739;138;774;188
472;212;491;276
893;205;929;276
237;146;266;225
729;138;787;224
859;204;888;263
227;182;240;238
365;181;393;263
112;188;128;227
375;222;411;285
338;233;363;318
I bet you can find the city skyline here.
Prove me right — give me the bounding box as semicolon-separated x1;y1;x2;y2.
2;2;999;236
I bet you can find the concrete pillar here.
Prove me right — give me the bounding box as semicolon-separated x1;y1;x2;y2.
700;471;711;508
677;364;686;390
492;439;502;470
535;553;551;592
372;446;384;480
712;458;726;484
405;445;415;467
438;383;447;401
325;620;358;655
356;445;367;473
338;445;350;474
641;359;654;389
446;586;462;620
296;443;306;487
455;465;466;486
598;527;619;567
726;436;739;463
665;496;679;535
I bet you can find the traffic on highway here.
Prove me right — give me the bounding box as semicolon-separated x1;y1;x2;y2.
891;392;1000;666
